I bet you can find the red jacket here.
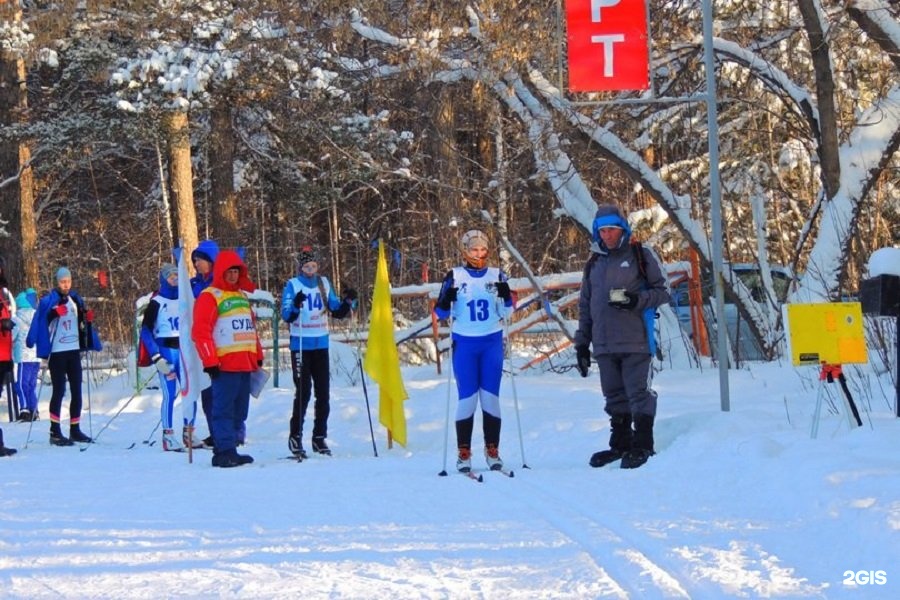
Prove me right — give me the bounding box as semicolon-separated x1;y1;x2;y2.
191;250;263;372
0;289;13;362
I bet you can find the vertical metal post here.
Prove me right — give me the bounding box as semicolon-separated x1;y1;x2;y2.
701;0;731;411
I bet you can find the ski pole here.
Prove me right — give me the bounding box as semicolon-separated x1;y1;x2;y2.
141;419;162;447
352;310;378;457
438;317;454;477
81;374;155;451
504;318;529;469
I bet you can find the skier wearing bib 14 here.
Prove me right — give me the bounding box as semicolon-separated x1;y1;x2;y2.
281;246;357;459
433;230;515;473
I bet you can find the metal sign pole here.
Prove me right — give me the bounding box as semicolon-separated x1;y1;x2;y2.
557;0;731;410
701;0;731;411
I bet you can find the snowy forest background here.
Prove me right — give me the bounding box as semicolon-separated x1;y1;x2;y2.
0;0;898;362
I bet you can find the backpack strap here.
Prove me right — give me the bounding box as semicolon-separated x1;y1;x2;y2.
631;240;649;283
582;253;600;282
316;276;328;306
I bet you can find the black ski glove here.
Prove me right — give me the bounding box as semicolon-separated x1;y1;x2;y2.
495;281;511;301
204;365;221;379
342;289;358;302
0;318;13;332
608;290;638;310
293;290;307;308
436;287;457;311
575;345;591;378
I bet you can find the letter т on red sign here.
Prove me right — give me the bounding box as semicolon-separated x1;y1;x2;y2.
566;0;649;92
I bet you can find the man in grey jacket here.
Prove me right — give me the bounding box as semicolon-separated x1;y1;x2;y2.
574;205;670;469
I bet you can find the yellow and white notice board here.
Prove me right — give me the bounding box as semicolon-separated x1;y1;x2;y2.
784;302;867;366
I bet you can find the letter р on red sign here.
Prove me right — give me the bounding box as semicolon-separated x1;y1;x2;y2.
566;0;649;92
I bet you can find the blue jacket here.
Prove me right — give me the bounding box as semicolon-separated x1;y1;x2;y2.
26;289;101;359
280;274;352;351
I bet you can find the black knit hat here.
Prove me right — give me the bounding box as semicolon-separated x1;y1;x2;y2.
297;246;318;267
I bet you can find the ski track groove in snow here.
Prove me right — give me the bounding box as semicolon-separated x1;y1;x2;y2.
502;469;695;599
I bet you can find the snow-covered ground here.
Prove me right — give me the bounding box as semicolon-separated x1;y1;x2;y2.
0;343;898;599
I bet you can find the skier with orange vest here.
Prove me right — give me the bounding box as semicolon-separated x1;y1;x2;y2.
191;250;264;468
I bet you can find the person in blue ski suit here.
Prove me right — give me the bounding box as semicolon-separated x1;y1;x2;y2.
574;204;670;470
140;264;201;451
433;229;514;473
281;246;357;458
12;288;40;422
189;239;220;447
26;267;101;446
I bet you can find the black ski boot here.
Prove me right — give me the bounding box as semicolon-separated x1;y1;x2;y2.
590;414;632;467
288;434;307;459
69;425;93;444
621;414;655;469
312;436;331;456
212;449;253;468
0;430;17;456
49;424;74;447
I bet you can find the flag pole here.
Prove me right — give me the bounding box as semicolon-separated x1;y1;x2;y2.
363;239;409;450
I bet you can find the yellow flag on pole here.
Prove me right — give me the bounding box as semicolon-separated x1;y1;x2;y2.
364;240;408;447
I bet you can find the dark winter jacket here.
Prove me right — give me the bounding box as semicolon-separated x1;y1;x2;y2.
575;206;669;355
26;289;101;359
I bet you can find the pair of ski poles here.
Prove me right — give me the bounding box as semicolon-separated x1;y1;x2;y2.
437;315;529;477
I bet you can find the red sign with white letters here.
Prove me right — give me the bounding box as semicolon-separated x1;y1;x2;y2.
566;0;650;92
